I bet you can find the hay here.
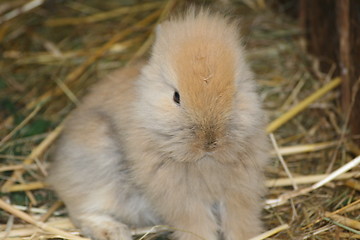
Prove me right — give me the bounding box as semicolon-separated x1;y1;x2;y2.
0;0;359;239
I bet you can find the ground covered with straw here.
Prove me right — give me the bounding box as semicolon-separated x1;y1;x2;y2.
1;0;359;239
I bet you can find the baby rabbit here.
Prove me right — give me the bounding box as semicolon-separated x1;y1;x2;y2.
48;8;268;240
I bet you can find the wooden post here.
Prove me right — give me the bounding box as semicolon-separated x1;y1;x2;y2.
299;0;360;145
299;0;338;74
337;0;351;115
338;0;360;144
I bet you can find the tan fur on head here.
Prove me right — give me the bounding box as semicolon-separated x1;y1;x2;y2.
155;9;239;118
172;10;237;151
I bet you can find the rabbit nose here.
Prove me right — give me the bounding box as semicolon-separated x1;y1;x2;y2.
193;124;222;152
204;138;217;152
202;130;218;152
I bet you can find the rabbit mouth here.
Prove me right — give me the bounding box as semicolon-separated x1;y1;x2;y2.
191;124;224;153
203;138;218;153
190;134;223;156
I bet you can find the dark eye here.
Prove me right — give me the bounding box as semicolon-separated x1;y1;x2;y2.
173;91;180;105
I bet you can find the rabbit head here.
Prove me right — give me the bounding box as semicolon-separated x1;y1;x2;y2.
134;9;264;163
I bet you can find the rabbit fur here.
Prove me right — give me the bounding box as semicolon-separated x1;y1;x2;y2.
47;8;268;240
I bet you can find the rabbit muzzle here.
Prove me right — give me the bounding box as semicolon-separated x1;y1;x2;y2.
192;123;224;153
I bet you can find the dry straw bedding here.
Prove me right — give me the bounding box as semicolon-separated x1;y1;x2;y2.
0;0;359;239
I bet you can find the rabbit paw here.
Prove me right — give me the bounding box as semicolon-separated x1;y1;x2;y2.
78;214;132;240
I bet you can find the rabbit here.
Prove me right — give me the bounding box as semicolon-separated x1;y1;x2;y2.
47;8;268;240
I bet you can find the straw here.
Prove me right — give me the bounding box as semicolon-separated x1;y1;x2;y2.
324;212;360;231
0;0;45;24
249;224;289;240
0;198;89;240
2;181;47;192
266;155;360;207
1;123;64;191
266;77;342;133
266;171;360;187
0;105;41;145
270;133;298;190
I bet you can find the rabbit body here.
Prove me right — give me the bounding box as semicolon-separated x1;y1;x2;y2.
48;9;268;240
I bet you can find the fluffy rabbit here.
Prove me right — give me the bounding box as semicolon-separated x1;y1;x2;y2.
47;8;268;240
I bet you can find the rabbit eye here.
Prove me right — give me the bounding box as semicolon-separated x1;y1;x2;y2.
173;91;180;105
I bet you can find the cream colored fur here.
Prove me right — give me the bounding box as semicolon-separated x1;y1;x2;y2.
47;8;268;240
